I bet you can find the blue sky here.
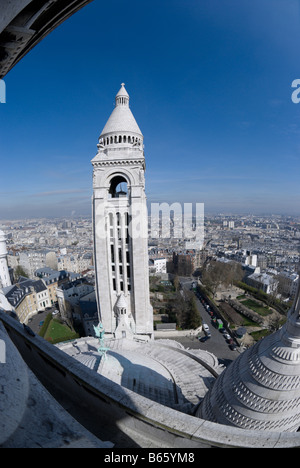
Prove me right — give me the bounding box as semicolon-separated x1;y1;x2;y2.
1;0;300;219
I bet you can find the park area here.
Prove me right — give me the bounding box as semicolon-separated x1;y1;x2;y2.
239;297;271;316
39;313;79;344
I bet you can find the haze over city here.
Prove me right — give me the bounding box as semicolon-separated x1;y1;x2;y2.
1;0;300;219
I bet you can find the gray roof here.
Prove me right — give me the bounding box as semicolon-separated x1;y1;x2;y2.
18;278;47;294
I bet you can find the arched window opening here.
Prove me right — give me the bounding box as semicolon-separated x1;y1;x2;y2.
116;212;120;226
109;175;128;198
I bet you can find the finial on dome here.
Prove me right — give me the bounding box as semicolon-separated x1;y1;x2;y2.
115;83;129;107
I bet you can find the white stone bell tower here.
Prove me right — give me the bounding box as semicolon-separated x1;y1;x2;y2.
0;230;11;288
92;84;153;340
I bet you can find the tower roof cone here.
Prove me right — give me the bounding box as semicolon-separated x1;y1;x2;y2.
198;265;300;433
116;83;129;99
116;293;127;310
99;83;143;138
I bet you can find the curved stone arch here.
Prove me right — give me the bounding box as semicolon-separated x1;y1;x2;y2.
104;167;139;190
0;1;95;78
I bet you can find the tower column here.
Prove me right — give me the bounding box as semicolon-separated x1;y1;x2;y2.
0;230;11;289
92;84;153;340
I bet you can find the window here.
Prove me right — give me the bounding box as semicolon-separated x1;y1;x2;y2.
109;175;128;198
111;245;115;263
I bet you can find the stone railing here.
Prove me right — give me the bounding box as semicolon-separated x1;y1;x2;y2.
0;310;299;448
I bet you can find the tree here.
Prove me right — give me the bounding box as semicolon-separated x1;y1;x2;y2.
171;291;187;328
173;275;180;291
201;260;244;298
268;313;283;333
186;296;202;329
169;290;202;329
226;262;244;286
14;265;28;281
201;261;224;298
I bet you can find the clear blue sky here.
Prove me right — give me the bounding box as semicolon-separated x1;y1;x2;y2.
1;0;300;219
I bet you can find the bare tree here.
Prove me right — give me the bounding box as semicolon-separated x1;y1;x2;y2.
202;261;224;298
201;260;244;298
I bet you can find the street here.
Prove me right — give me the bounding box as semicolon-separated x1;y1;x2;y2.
27;306;58;334
179;277;240;367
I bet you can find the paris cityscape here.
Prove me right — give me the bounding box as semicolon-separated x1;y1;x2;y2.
0;211;299;343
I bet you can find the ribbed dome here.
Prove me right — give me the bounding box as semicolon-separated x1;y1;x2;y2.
100;84;143;138
116;293;127;310
197;273;300;433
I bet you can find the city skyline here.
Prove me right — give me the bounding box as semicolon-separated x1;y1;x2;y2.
1;0;300;219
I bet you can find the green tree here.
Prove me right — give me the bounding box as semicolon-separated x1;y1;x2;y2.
14;265;29;280
186;296;202;329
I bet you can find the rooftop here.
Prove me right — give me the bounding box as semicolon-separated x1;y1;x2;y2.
58;336;221;410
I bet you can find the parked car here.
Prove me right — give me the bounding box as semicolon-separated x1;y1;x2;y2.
203;323;211;337
199;335;210;342
224;333;231;340
229;343;237;351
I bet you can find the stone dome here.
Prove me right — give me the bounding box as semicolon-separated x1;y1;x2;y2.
197;274;300;432
58;336;221;411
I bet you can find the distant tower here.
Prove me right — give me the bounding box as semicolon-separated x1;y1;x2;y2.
92;84;153;339
197;268;300;432
0;230;11;288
